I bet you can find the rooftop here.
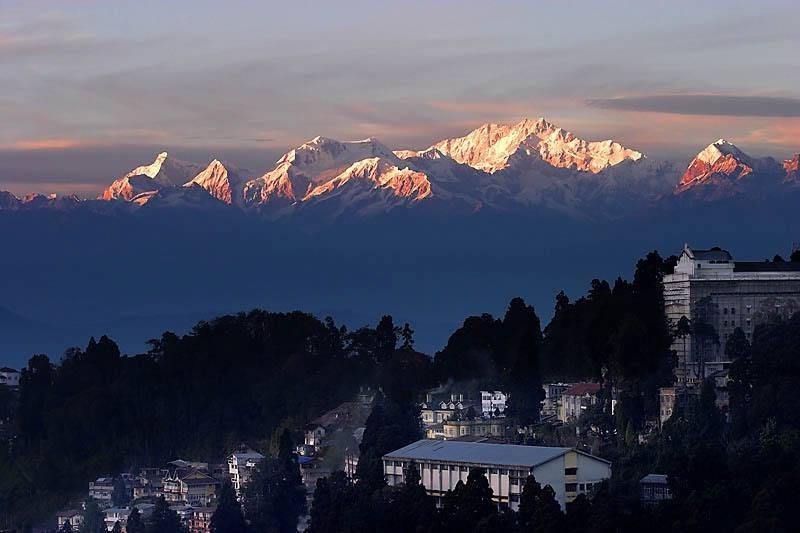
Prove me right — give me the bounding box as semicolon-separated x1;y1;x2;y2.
0;367;18;373
563;383;601;396
685;246;732;261
384;439;609;467
734;261;800;272
640;473;669;484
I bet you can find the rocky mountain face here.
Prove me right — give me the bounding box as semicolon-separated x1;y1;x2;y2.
3;119;798;219
673;139;790;200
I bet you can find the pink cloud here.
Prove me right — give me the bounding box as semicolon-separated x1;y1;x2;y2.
8;138;83;151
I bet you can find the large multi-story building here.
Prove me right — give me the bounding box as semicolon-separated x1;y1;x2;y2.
664;245;800;387
88;477;115;507
228;448;264;496
441;419;507;440
558;383;601;422
161;468;219;506
383;440;611;511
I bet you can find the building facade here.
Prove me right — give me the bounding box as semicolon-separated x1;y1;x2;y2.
0;367;19;388
442;419;506;440
640;474;672;507
88;477;115;508
480;391;507;417
558;383;601;422
383;440;611;511
228;448;264;496
161;469;219;506
664;245;800;387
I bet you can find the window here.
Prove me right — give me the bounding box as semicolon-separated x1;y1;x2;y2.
565;467;577;475
731;308;736;315
510;478;519;485
723;308;728;315
510;494;519;502
565;483;577;492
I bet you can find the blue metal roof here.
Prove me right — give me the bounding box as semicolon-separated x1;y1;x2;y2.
383;439;580;468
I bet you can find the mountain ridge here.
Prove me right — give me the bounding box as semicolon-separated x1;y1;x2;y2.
2;118;798;220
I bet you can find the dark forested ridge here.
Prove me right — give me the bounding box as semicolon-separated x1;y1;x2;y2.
1;250;799;532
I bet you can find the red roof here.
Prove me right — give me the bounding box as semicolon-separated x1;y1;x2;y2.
563;383;601;396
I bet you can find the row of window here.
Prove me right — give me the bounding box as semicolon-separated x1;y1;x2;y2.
566;481;603;493
386;461;527;478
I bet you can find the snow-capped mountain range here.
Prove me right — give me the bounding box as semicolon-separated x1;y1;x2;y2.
2;118;798;219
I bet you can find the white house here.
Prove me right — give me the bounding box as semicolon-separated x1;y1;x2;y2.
0;367;20;388
88;477;115;507
383;439;611;511
228;448;264;496
480;391;507;417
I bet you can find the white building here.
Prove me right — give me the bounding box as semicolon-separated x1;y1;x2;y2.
383;439;611;511
88;477;115;507
0;367;20;388
480;391;507;417
57;510;83;530
664;245;800;387
228;448;264;496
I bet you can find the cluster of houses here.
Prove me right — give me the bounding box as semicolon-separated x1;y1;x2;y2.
419;383;607;442
57;447;264;533
297;389;375;490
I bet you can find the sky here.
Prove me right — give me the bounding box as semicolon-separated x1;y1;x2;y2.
2;0;800;196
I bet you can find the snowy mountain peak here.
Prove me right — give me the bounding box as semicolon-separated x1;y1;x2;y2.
124;151;169;179
185;159;247;205
695;139;747;166
431;117;643;174
101;152;203;201
676;140;757;194
300;156;433;216
245;136;401;206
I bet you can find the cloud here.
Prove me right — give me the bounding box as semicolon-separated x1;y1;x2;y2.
587;94;800;117
7;138;83;151
740;119;800;148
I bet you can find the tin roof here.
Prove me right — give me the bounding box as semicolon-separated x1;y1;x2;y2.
384;439;609;468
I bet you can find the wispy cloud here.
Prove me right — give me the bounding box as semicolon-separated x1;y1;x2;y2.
741;120;800;148
587;95;800;118
7;138;83;151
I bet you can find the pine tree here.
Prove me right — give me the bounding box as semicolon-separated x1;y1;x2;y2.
518;475;564;533
112;476;130;507
243;457;305;533
126;508;146;533
441;468;495;530
400;323;415;349
80;498;104;533
395;461;436;532
356;395;421;492
147;496;184;533
210;482;248;533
